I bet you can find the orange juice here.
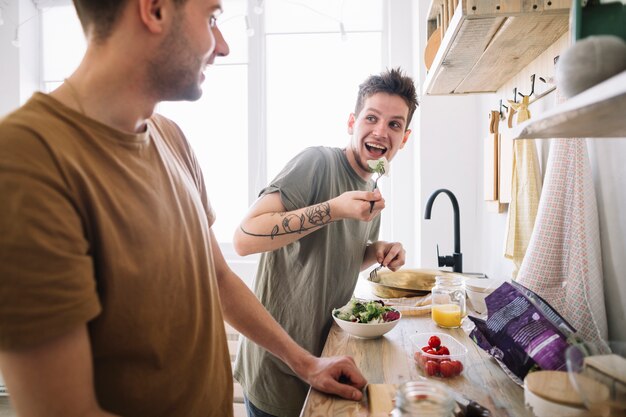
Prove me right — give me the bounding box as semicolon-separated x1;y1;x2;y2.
432;303;462;328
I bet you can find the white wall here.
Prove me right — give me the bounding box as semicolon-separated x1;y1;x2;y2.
0;0;39;115
0;1;21;116
417;94;483;273
413;0;483;274
383;0;418;268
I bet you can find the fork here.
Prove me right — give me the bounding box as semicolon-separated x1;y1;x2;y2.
369;167;385;213
369;263;383;282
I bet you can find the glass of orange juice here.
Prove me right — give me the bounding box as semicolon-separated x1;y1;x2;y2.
431;275;466;328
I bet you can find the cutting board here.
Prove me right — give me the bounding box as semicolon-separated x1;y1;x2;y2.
524;371;608;408
424;27;442;71
367;384;397;417
484;110;500;201
499;129;513;204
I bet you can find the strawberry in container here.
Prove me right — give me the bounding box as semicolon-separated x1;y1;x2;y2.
410;332;468;378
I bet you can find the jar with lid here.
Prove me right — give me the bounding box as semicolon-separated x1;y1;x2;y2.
393;380;455;417
431;274;466;328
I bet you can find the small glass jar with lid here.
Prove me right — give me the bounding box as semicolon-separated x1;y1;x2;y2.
393;380;455;417
431;274;466;328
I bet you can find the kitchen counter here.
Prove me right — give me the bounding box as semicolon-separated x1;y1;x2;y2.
299;283;533;417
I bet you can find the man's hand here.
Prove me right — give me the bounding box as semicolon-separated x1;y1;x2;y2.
330;189;384;222
297;355;367;401
368;241;406;271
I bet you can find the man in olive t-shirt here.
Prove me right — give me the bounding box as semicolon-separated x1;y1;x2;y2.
234;68;419;417
0;1;368;416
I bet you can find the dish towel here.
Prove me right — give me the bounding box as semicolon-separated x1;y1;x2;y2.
517;138;608;343
504;96;543;279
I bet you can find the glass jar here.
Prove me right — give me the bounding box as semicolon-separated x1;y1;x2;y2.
431;275;466;328
394;380;455;417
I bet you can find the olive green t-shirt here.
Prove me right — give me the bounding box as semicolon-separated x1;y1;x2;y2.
234;147;380;417
0;93;232;417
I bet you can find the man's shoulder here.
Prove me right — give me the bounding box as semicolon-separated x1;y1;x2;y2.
150;112;177;130
1;93;51;126
0;93;62;147
149;113;188;145
293;146;342;165
301;145;341;156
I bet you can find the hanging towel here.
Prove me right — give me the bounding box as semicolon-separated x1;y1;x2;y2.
504;96;543;278
517;138;607;343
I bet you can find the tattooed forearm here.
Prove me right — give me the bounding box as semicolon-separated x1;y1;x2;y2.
241;202;333;239
305;202;331;225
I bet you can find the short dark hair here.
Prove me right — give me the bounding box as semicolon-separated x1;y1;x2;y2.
72;0;187;42
354;68;418;129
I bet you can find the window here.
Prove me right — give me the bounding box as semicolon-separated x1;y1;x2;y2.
263;0;385;181
41;5;85;91
156;0;249;243
39;0;390;248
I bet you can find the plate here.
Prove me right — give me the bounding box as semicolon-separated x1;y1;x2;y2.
365;268;459;298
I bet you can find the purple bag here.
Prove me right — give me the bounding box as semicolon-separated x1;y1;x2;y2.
469;281;577;382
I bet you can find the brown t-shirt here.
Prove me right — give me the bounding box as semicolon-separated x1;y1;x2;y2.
0;93;233;417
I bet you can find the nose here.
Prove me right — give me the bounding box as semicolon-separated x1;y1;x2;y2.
372;121;388;138
212;25;230;57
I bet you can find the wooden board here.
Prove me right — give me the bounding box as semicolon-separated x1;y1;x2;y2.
484;110;500;201
424;0;570;95
425;13;506;94
499;130;513;203
465;0;571;17
367;384;396;417
584;354;626;385
455;14;569;93
524;370;609;408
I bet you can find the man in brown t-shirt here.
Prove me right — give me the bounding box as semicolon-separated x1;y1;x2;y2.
0;1;367;416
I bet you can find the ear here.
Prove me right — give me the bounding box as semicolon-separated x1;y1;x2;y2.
400;129;411;148
347;113;356;135
138;0;169;34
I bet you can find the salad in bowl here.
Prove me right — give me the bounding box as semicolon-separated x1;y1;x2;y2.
332;298;401;339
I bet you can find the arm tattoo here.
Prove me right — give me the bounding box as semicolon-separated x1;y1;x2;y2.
241;202;332;239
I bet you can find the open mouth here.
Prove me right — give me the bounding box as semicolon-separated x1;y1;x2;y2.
365;142;388;157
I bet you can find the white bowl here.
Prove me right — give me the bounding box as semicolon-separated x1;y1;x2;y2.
332;312;401;339
465;277;503;314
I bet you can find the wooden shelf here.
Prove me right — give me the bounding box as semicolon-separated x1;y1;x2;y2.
512;70;626;139
424;0;570;95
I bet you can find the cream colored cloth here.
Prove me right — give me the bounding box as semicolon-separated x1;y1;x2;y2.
517;139;607;343
504;96;542;278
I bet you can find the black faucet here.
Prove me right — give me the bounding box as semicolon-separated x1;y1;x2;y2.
424;189;463;273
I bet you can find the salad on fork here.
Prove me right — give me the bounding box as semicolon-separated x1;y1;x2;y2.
367;157;390;213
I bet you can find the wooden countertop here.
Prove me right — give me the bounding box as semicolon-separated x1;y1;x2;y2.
299;298;533;416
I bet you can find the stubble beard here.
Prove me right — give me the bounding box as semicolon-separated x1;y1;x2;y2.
147;17;203;102
349;142;371;175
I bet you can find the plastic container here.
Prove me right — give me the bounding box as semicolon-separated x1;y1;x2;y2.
410;332;468;378
394;380;455;416
431;275;466;328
